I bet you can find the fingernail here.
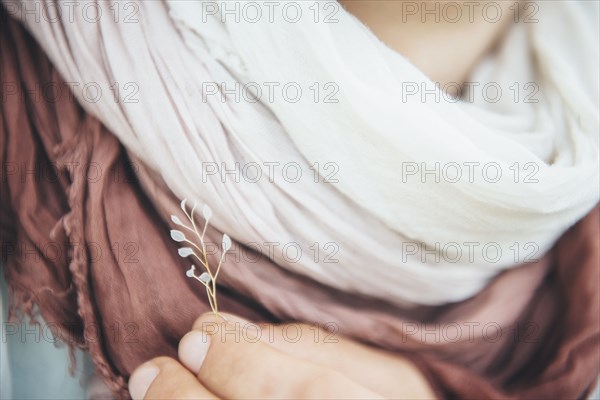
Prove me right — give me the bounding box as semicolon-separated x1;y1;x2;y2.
128;362;159;400
178;330;210;374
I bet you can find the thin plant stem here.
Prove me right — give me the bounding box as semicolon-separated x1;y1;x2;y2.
174;200;229;321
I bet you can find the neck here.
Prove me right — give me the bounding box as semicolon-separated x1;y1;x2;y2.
339;1;518;88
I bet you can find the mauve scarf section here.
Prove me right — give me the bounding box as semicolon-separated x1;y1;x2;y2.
1;13;599;399
5;0;598;308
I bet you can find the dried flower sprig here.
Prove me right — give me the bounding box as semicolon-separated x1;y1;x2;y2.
170;199;231;321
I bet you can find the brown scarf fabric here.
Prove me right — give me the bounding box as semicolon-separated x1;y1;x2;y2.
1;13;598;399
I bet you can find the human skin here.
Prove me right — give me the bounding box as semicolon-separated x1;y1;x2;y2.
339;0;518;90
129;313;436;399
129;2;520;398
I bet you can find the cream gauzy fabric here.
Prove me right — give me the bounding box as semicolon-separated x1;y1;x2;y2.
6;0;598;306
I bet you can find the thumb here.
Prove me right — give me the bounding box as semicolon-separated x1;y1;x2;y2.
128;357;217;399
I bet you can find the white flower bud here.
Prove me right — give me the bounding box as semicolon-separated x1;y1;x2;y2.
222;234;232;251
199;272;211;283
170;230;186;242
203;204;213;220
178;247;194;257
186;265;196;277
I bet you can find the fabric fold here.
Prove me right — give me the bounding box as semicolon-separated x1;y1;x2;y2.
3;0;598;307
1;12;599;399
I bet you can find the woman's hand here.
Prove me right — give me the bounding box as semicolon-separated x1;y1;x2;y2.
128;313;435;399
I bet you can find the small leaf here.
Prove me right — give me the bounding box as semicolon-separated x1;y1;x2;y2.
222;234;231;251
202;204;213;220
171;215;183;225
180;198;187;212
199;272;211;283
186;265;196;277
170;230;186;242
178;247;194;257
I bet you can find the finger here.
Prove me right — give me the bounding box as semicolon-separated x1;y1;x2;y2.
180;313;381;399
129;357;218;400
190;312;252;332
192;314;433;400
266;323;435;400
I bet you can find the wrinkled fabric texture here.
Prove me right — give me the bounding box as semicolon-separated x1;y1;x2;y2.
2;0;599;306
1;13;599;399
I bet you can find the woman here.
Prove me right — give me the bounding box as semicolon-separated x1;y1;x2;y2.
1;0;598;398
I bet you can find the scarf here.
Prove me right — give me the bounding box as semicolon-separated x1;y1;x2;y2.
4;0;598;306
1;12;599;398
